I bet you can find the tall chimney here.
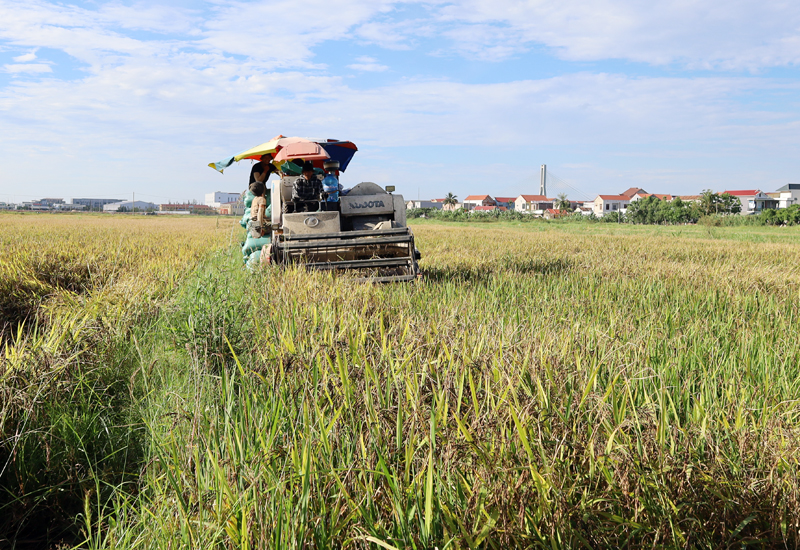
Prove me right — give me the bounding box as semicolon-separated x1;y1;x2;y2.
540;164;547;196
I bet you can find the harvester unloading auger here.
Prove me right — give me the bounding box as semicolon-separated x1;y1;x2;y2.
209;136;421;282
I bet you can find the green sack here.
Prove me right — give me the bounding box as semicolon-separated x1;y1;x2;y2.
239;207;251;228
242;235;270;256
243;190;256;208
246;250;261;270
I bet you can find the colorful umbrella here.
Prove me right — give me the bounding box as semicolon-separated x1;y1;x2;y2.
208;135;313;173
273;141;329;163
317;140;358;172
208;136;358;173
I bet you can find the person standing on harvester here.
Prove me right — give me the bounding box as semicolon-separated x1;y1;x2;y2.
250;153;277;185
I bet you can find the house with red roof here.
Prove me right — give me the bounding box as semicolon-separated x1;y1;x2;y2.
473;205;508;212
514;195;553;213
723;189;777;213
593;195;630;216
621;187;647;199
463;194;495;210
543;208;570;220
493;196;517;209
630;193;674;202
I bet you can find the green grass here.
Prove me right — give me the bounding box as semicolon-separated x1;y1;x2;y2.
410;217;800;244
3;216;800;548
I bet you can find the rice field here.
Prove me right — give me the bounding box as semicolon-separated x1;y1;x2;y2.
2;212;800;548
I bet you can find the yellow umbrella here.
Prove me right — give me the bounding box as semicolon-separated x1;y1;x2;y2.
208;135;313;173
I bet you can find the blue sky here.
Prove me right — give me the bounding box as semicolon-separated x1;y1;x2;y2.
1;0;799;204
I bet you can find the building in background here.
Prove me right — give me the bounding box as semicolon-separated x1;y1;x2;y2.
473;205;507;212
515;195;553;213
723;190;777;214
40;198;64;207
104;200;157;212
462;195;495;210
543;208;570;219
772;184;800;209
218;200;245;216
71;198;122;211
630;193;674;202
205;191;242;208
592;195;630;216
620;187;647;199
493;196;516;209
160;203;214;214
405;200;443;210
57;203;86;211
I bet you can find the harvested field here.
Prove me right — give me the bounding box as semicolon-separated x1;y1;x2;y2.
2;213;800;548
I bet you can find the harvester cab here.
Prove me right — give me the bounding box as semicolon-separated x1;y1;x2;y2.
269;177;421;282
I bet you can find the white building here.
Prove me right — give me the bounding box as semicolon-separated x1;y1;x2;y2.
406;200;443;210
205;191;242;208
462;195;495;210
723;190;777;214
103;200;157;212
593;195;630;216
515;195;553;213
71;198;121;210
773;184;800;209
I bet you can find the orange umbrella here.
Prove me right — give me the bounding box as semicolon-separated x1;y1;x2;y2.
273;141;330;163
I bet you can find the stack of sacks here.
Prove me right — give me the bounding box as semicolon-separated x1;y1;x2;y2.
239;189;254;229
240;189;270;268
246;249;261;269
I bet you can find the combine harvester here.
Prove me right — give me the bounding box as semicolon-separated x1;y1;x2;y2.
210;136;421;282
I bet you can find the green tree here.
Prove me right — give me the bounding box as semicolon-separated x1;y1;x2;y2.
698;190;741;216
626;196;697;225
556;193;571;211
698;189;720;215
443;193;458;207
718;193;742;214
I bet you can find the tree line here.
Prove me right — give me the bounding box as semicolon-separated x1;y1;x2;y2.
410;190;800;226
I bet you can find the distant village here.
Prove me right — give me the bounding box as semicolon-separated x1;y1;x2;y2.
4;185;800;217
0;192;246;215
407;184;800;217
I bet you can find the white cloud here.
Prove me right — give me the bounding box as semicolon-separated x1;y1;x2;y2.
0;0;799;200
436;0;800;70
12;50;37;62
353;19;417;50
3;63;51;73
199;0;397;68
1;63;798;193
347;55;388;72
96;2;199;34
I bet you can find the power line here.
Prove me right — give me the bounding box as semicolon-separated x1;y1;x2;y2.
546;171;594;201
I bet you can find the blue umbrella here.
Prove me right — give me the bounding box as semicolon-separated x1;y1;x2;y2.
317;140;358;172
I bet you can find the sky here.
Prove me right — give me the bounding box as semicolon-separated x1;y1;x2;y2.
1;0;799;204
